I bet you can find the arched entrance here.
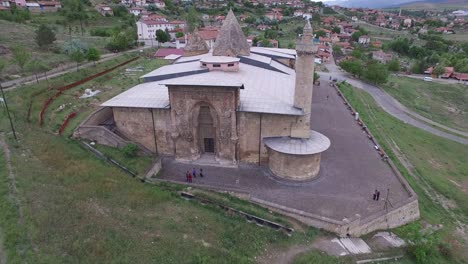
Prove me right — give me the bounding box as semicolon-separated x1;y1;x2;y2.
198;105;215;154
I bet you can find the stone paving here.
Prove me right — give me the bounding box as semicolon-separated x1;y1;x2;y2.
157;80;411;222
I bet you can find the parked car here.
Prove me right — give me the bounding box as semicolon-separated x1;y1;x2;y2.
423;77;433;82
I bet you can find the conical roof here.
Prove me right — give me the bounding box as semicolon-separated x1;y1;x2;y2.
184;29;209;56
213;10;250;57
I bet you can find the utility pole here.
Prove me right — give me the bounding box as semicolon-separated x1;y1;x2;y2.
0;83;17;141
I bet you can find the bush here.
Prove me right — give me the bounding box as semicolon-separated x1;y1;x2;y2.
90;28;112;37
122;144;138;157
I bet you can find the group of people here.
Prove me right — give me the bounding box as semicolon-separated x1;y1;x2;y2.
185;167;204;183
372;189;381;201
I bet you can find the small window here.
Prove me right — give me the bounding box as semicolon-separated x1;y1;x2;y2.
202;63;207;66
213;64;221;68
227;63;235;67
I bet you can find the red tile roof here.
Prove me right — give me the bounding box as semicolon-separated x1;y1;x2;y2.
154;48;184;58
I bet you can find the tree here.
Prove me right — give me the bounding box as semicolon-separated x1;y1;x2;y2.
175;32;184;38
11;46;31;73
26;59;49;83
35;24;56;47
62;0;88;36
186;6;199;33
315;30;326;38
433;64;445;77
351;31;362;42
107;31;134;52
155;29;170;46
313;71;320;83
364;62;388;84
340;59;363;78
386;58;400;72
86;47;100;66
331;26;340;34
69;50;85;71
332;45;343;56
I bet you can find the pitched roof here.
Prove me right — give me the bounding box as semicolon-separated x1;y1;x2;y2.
213;10;250;57
154;48;184;58
184;30;209;56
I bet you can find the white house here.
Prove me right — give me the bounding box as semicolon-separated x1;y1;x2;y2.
302;13;312;20
153;0;165;8
294;10;303;17
129;7;144;16
358;35;370;44
136;19;186;39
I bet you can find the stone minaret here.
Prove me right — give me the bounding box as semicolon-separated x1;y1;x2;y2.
291;20;315;139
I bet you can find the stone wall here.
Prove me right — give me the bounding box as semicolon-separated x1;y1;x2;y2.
267;149;321;180
152;109;174;156
237;112;296;164
113;107;157;153
168;86;239;162
252;197;419;237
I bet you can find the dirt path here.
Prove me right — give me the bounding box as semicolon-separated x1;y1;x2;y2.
1;46;153;91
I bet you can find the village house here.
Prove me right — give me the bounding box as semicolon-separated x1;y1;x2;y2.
330;33;339;43
136;19;185;39
293;10;303;17
372;50;393;63
358;35;370;45
265;10;282;21
95;4;113;16
257;24;270;31
318;36;331;45
371;40;382;48
425;66;455;78
129;7;144;16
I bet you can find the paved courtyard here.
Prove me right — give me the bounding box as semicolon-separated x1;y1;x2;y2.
157;80;411;222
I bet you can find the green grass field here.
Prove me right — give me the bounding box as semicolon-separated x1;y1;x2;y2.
0;11;132;78
381;76;468;132
0;55;326;263
338;82;468;263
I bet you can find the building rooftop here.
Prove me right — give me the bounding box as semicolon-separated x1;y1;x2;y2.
102;48;303;116
264;130;331;155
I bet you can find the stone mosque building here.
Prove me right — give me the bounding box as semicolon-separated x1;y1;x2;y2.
77;11;331;181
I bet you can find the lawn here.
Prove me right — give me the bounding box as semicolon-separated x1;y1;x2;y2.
0;10;132;78
381;75;468;132
0;54;323;263
338;82;468;263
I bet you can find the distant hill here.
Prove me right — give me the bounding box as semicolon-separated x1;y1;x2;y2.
397;0;468;10
326;0;468;9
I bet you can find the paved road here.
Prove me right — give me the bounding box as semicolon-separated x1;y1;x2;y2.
398;73;468;85
1;46;153;91
319;61;468;145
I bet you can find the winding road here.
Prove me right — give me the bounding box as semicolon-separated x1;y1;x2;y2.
318;61;468;145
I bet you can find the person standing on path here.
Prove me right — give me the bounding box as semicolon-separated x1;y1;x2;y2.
376;190;381;201
192;168;197;178
186;170;190;182
188;172;193;183
373;189;377;200
199;168;204;178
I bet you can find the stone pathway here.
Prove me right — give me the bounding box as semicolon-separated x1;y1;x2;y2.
319;60;468;145
157;78;412;225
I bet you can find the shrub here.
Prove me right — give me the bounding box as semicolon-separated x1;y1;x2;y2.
122;144;138;157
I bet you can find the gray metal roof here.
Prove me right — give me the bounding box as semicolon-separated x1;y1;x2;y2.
102;49;305;115
263;130;331;155
101;83;169;109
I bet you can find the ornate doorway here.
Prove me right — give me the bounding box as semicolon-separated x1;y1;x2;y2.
198;106;215;154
